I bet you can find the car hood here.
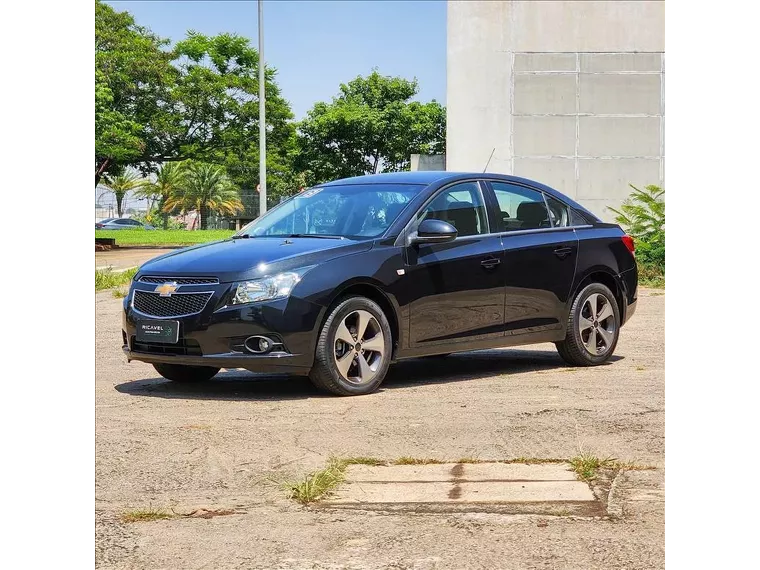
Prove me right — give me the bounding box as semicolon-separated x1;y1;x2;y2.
137;237;373;283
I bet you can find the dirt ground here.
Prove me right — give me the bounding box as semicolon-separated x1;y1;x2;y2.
95;248;177;271
95;288;665;570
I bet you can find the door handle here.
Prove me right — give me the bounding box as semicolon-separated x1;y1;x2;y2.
553;246;573;259
481;257;501;269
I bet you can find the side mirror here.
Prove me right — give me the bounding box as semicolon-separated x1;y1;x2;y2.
410;219;458;245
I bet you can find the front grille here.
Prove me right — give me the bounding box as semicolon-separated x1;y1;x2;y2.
131;337;203;356
133;290;213;318
139;276;219;285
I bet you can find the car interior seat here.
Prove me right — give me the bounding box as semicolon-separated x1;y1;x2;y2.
446;200;479;237
516;201;550;230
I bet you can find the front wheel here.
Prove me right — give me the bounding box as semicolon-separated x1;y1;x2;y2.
153;363;220;383
556;283;620;366
309;296;392;396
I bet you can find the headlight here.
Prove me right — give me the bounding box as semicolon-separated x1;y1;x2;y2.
232;269;310;305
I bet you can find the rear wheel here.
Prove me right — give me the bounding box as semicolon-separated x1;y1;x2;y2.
309;296;392;396
556;282;620;366
153;363;220;383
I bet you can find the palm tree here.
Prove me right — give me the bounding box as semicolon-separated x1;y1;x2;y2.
164;162;243;230
135;162;185;229
102;167;146;217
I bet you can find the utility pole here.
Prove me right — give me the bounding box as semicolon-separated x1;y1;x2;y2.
258;0;267;215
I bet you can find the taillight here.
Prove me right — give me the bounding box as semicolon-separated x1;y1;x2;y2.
622;235;635;255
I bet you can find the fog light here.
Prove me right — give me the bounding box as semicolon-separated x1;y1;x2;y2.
244;335;276;354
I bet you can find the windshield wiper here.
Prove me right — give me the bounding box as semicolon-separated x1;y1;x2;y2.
285;234;345;240
231;234;256;239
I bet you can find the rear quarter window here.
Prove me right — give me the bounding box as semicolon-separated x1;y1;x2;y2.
570;208;595;226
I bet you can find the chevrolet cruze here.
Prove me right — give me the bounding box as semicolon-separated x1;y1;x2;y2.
122;172;637;396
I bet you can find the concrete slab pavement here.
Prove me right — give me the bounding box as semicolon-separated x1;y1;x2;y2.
345;462;577;482
323;463;597;513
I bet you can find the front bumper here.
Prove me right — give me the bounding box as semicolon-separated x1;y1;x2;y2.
121;347;311;375
122;281;323;375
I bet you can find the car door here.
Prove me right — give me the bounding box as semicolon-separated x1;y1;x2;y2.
404;181;505;347
485;181;578;336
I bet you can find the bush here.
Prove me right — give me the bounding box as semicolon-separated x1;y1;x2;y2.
609;184;665;286
133;208;186;230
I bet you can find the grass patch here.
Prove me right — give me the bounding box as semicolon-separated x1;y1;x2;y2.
450;457;567;465
287;458;349;505
392;457;444;465
341;456;386;466
96;229;234;246
568;453;654;481
96;267;137;291
503;457;566;465
638;264;665;288
120;507;175;523
112;288;128;298
569;453;617;481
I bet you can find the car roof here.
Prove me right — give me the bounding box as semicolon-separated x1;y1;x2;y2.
321;171;456;186
322;171;562;190
320;171;599;221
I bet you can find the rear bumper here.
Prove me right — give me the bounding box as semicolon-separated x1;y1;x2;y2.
622;298;637;325
618;266;638;326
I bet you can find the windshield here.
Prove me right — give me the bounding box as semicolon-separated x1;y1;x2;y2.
237;183;425;239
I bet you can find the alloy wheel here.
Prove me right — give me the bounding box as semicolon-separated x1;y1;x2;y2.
333;310;385;385
578;293;617;356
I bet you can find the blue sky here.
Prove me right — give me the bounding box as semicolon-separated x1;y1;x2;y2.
106;0;447;120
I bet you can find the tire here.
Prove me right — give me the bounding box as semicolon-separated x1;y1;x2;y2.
556;282;621;367
309;296;393;396
153;363;220;383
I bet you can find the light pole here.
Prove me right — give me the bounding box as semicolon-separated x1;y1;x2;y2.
258;0;267;215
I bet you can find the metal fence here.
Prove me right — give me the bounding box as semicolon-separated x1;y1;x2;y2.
95;188;292;229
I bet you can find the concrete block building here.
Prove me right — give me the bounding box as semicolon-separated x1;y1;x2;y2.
446;1;665;220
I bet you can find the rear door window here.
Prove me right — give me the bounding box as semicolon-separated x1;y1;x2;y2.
491;182;550;231
544;195;570;228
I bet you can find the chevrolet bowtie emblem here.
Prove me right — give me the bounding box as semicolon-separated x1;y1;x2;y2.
155;282;179;297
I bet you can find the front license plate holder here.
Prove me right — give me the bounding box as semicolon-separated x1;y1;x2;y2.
135;320;180;344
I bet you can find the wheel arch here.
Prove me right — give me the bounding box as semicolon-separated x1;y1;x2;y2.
316;279;402;360
567;267;626;325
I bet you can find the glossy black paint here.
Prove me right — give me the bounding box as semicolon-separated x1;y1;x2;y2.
413;219;458;243
122;172;638;375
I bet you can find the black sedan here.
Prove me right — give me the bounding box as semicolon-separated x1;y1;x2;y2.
122;172;637;396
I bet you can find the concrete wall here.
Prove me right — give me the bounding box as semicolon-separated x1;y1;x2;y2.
446;1;665;220
410;154;447;171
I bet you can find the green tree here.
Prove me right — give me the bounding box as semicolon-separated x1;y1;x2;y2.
95;1;295;192
609;184;665;274
102;168;147;217
296;70;446;184
165;162;243;230
95;0;173;185
134;162;185;229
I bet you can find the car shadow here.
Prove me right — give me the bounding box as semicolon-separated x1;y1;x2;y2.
114;348;623;402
